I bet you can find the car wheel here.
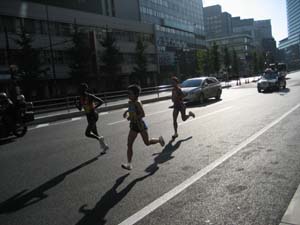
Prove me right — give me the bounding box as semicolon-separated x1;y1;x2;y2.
257;88;261;93
215;90;221;100
199;93;204;104
13;123;27;137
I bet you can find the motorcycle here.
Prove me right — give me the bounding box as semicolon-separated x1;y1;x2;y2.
0;102;34;139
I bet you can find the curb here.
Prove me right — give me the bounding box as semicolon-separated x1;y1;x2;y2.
28;95;171;126
280;184;300;225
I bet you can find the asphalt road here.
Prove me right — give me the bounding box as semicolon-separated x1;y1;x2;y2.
1;71;300;225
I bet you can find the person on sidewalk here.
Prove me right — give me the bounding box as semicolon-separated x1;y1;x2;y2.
121;84;165;170
76;83;109;154
171;76;195;139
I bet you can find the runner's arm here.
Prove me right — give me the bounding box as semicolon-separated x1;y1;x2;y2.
123;110;129;119
91;94;104;108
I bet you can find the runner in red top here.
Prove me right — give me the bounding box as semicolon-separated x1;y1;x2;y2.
171;76;195;139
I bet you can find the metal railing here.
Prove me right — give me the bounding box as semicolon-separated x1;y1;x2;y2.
32;85;172;115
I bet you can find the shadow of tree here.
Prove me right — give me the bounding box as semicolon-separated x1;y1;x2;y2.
0;156;100;214
75;166;159;225
145;136;192;173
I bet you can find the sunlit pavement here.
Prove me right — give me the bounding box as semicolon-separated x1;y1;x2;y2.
0;72;300;225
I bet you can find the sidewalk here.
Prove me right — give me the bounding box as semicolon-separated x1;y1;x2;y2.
280;184;300;225
29;76;259;126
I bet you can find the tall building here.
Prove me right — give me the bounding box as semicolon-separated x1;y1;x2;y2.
0;0;158;97
23;0;114;16
279;0;300;69
207;34;255;77
203;5;232;39
115;0;206;73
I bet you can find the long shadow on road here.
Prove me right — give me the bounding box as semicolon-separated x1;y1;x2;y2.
75;166;158;225
145;136;192;173
0;156;100;214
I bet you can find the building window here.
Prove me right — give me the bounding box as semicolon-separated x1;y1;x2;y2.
24;18;36;34
111;0;115;17
105;0;109;16
0;16;16;33
38;20;48;35
0;50;6;65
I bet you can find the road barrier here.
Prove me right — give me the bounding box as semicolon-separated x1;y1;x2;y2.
32;85;172;115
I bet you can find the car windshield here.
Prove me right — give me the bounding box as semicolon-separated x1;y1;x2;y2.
263;73;277;80
181;79;203;87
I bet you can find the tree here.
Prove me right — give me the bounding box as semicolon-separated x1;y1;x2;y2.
68;23;92;83
258;52;265;73
252;51;259;74
15;26;43;98
196;49;210;75
100;30;123;87
15;26;42;81
223;46;231;73
211;42;220;75
232;49;240;78
132;36;148;86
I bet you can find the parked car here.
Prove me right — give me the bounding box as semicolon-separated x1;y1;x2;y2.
181;77;222;103
257;70;286;93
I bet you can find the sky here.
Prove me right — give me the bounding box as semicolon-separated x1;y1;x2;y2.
202;0;288;44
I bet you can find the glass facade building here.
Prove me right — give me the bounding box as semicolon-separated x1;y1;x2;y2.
139;0;206;66
279;0;300;69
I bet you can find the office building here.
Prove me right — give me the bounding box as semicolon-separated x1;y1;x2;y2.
0;0;158;97
207;34;255;76
115;0;207;73
279;0;300;69
203;5;232;39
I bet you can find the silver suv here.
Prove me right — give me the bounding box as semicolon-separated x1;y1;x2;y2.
181;77;222;103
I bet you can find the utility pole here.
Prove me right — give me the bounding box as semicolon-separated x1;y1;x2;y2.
45;3;57;96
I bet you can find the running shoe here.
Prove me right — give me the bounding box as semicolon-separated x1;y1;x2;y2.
172;133;178;139
189;111;195;118
159;136;165;147
121;163;132;170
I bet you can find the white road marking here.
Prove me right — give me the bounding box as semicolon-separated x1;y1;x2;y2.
118;103;300;225
36;123;49;128
99;112;109;115
71;117;82;121
108;119;127;125
178;106;233;126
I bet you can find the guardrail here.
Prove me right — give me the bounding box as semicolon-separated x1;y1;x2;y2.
32;85;172;115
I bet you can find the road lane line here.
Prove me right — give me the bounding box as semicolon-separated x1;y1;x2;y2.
36;123;49;128
71;117;82;121
109;106;231;126
108;119;127;125
178;106;233;126
118;103;300;225
108;109;172;125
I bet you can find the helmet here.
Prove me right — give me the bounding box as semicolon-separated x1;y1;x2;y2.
17;94;25;101
0;92;7;100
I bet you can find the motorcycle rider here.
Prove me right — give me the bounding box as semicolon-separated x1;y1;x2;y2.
0;92;16;130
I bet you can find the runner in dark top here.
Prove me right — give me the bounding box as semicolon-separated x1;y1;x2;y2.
171;76;195;139
121;84;165;170
76;83;109;154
